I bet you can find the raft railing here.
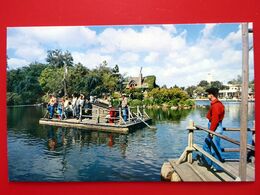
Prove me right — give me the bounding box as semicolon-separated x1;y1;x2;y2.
77;105;150;125
176;120;255;180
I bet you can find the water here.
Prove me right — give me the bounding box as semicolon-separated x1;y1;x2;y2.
7;101;255;181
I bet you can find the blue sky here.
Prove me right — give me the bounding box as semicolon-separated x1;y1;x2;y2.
7;23;254;87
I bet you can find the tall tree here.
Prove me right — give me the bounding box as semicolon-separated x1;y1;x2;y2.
210;81;225;90
198;80;209;88
46;49;73;68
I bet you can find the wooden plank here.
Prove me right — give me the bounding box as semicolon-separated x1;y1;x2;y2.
224;127;254;132
222;148;240;152
169;159;236;182
225;162;255;181
193;144;239;180
169;160;203;181
191;161;234;182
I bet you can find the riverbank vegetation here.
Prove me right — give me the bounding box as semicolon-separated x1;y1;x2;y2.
7;49;194;109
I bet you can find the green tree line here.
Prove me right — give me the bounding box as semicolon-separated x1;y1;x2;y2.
7;49;195;108
7;50;122;105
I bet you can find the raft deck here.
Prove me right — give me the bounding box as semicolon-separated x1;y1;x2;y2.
39;117;152;134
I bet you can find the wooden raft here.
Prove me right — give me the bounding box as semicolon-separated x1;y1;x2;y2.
39;118;152;134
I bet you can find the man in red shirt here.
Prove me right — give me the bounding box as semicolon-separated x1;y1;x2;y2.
198;87;225;171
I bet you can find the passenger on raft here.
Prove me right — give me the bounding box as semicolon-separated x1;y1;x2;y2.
47;94;57;119
57;97;65;120
121;94;128;122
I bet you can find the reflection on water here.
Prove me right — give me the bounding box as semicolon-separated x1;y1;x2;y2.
7;101;255;181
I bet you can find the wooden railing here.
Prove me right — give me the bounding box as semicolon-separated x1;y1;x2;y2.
176;120;255;181
78;105;149;125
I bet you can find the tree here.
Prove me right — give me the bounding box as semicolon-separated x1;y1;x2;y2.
186;85;197;97
38;67;65;96
210;81;225;90
7;62;47;105
198;80;209;88
112;64;119;74
194;86;205;97
249;79;254;92
46;49;73;68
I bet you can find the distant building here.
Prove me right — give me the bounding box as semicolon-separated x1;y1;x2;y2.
219;84;241;99
219;84;254;99
126;67;151;89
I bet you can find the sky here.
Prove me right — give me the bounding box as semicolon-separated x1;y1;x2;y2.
7;23;254;87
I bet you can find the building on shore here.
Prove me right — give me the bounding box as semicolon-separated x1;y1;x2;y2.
126;67;156;90
219;84;254;100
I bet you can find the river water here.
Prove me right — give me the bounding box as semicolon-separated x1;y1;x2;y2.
7;101;255;181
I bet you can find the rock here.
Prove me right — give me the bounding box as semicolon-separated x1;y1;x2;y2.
161;162;174;181
170;106;178;110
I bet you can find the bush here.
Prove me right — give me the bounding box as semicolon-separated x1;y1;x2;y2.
128;99;143;107
168;99;179;106
112;98;121;107
133;92;144;100
143;98;153;106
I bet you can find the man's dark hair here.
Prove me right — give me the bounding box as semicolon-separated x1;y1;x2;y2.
206;87;219;98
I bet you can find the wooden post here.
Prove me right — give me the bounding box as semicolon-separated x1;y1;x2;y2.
97;108;100;123
79;106;82;121
239;23;249;181
187;120;194;163
119;107;122;124
137;106;140;117
128;106;131;121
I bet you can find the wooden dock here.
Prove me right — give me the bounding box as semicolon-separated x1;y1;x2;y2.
161;121;255;182
164;158;255;182
39;117;152;134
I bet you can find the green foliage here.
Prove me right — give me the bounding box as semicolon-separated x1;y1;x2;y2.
46;49;73;68
111;98;121;107
7;92;22;105
143;87;192;107
198;80;209;88
128;99;143;107
7;62;46;105
210;81;225;90
38;67;64;95
185;85;197;97
144;75;156;89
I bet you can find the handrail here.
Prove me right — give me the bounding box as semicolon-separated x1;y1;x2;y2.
193;144;238;180
223;127;255;132
174;120;255;181
195;125;255;151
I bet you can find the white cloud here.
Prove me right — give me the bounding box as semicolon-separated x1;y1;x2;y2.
162;24;177;34
144;52;160;63
117;52;140;65
7;24;254;87
201;23;217;38
8;58;30;69
98;26;180;53
14;26;97;48
72;52;112;69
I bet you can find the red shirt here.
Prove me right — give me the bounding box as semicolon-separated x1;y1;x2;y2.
206;99;225;131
